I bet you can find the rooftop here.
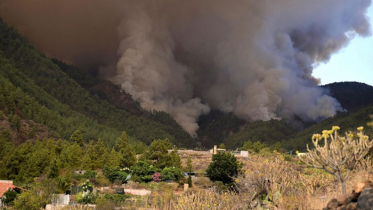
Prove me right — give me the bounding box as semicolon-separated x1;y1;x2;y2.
0;180;16;197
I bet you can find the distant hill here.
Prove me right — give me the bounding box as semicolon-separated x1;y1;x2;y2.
323;82;373;111
201;82;373;151
213;104;373;151
0;18;195;148
281;105;373;151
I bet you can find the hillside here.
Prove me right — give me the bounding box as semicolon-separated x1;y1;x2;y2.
196;110;246;148
52;59;194;146
0;18;195;148
210;82;373;151
323;82;373;111
282;105;373;151
222;119;298;150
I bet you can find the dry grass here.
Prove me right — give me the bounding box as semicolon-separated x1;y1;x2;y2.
179;150;212;172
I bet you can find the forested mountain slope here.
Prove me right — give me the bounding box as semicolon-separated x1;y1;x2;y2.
213;82;373;151
281;105;373;151
196;110;246;148
0;18;195;148
219;104;373;151
51;59;194;147
323;82;373;111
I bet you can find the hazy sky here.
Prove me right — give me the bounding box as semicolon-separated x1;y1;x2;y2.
313;5;373;86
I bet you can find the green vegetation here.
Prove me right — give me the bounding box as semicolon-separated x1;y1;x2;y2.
161;167;183;182
241;140;268;153
222;119;297;150
103;166;131;183
141;139;180;169
0;17;195;148
13;191;44;210
117;132;136;168
215;105;373;152
282;106;373;151
322;82;373;111
206;152;243;185
131;161;161;183
197;110;246;148
1;189;18;206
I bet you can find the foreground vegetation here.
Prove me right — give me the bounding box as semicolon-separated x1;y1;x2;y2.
1;123;373;210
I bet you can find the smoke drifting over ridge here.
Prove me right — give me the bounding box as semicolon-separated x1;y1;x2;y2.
1;0;371;136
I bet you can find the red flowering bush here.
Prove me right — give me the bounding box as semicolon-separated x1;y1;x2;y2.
152;172;161;182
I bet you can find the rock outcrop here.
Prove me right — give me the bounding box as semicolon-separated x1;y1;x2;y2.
324;181;373;210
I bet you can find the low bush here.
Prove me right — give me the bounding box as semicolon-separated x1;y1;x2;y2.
161;167;183;182
103;166;131;184
83;170;97;179
131;161;161;183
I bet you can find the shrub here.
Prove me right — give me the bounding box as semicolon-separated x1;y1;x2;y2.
131;161;160;183
76;191;97;204
93;175;111;187
96;197;115;210
152;172;161;182
237;156;298;207
83;170;97;179
1;189;18;206
206;152;243;185
81;180;94;192
13;191;44;210
304;126;373;194
161;167;183;182
103;166;131;183
214;181;228;192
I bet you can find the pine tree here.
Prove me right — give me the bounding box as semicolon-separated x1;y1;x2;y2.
170;149;181;168
60;143;83;169
118;132;136;168
81;153;94;170
94;139;108;168
69;130;84;146
84;141;98;169
145;139;173;169
206;152;243;185
0;160;7;179
47;159;59;178
106;148;120;168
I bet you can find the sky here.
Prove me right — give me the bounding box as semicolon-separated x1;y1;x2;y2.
313;5;373;86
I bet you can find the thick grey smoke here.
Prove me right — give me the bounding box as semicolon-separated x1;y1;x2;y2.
1;0;371;136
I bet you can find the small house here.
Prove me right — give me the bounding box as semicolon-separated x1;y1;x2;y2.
0;180;21;207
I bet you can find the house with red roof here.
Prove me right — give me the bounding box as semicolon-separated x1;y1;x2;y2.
0;180;20;207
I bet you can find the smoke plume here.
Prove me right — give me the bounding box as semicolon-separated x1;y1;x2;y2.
1;0;371;136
